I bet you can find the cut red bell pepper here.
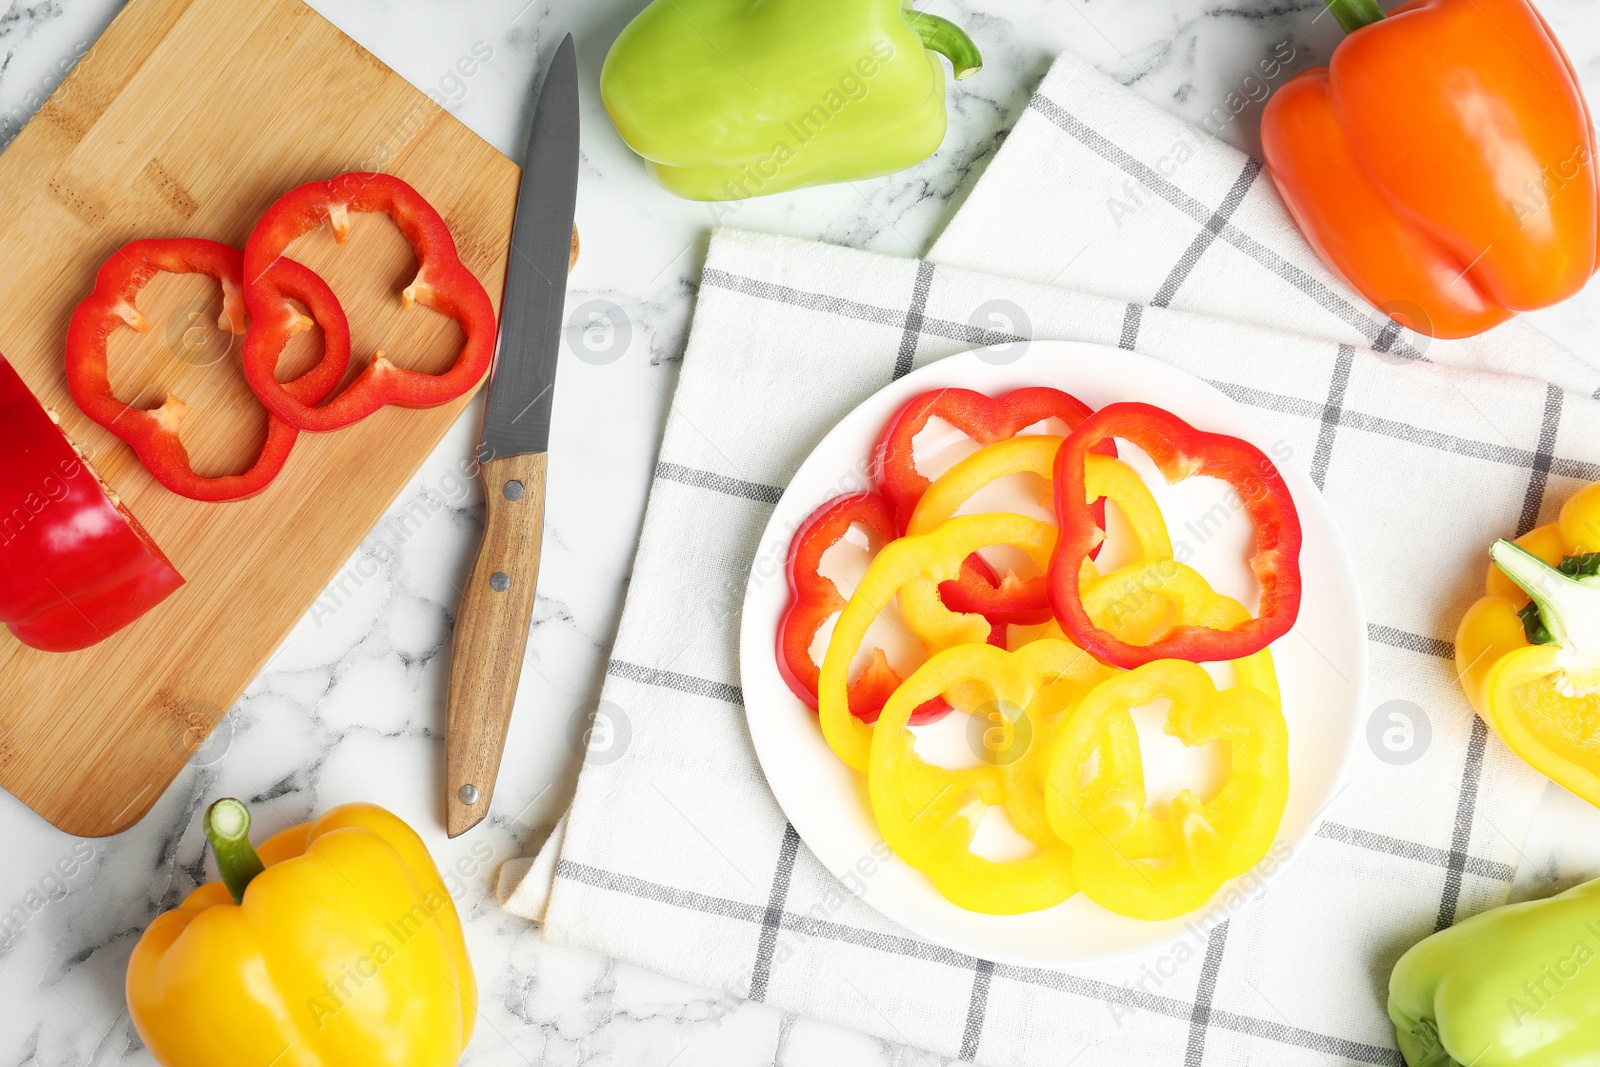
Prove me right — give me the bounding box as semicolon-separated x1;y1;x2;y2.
874;387;1113;625
0;356;184;651
777;492;1004;725
65;239;350;502
241;172;497;432
1047;402;1303;667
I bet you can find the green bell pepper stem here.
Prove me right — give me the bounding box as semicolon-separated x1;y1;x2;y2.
905;11;982;80
205;798;266;905
1321;0;1385;35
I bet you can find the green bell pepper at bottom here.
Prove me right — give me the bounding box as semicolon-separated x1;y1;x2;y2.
600;0;981;201
1390;878;1600;1066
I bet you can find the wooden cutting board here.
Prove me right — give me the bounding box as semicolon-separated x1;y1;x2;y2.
0;0;522;836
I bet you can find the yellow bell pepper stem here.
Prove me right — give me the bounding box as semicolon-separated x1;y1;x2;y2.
205;798;267;905
1490;538;1600;690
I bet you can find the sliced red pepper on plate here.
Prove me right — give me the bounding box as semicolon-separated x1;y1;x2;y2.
0;356;184;651
874;387;1114;625
777;491;1004;726
1047;402;1303;668
65;239;350;502
241;172;497;432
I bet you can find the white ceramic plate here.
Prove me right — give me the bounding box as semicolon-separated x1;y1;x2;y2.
738;341;1365;965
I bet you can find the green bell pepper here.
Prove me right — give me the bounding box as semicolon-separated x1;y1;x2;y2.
1389;877;1600;1066
600;1;982;201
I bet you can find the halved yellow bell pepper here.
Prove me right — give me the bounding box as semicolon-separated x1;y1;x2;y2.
127;799;476;1067
1045;656;1289;920
869;638;1106;914
898;441;1173;650
1458;482;1600;808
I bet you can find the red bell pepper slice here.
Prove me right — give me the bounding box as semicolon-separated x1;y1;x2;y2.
241;172;497;432
65;239;350;502
874;387;1113;625
777;492;1005;726
0;356;184;651
1047;402;1304;667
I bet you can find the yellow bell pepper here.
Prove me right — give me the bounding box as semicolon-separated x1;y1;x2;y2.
1045;656;1289;920
1458;481;1600;808
127;799;476;1067
869;638;1107;914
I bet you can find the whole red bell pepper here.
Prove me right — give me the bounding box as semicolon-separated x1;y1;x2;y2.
1261;0;1598;339
65;239;350;502
241;173;497;432
0;356;184;651
874;387;1113;626
777;492;1004;725
1047;403;1303;668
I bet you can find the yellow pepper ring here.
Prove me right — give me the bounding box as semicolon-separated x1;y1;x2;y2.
819;513;1055;771
1043;658;1289;921
1001;567;1279;850
907;438;1171;558
869;639;1092;915
1079;560;1281;700
995;657;1117;847
897;441;1175;650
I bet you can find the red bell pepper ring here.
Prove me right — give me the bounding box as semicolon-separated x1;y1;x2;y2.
65;239;350;502
1047;402;1304;667
0;356;184;651
241;172;497;432
776;492;1004;726
874;387;1113;625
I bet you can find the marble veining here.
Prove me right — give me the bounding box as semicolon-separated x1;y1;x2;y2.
3;0;1600;1064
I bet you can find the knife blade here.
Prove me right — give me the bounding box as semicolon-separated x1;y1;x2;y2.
445;33;580;838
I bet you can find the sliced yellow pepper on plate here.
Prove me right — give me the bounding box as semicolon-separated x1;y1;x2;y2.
869;638;1101;914
897;439;1174;650
1044;656;1289;920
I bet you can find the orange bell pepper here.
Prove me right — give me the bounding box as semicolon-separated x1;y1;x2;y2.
1260;0;1597;339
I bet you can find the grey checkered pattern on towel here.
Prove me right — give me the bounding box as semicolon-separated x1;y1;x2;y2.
499;52;1593;1066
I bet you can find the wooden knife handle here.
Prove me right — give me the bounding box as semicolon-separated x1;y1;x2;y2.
445;452;548;837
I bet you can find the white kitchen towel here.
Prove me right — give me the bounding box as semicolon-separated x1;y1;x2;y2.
498;52;1600;1065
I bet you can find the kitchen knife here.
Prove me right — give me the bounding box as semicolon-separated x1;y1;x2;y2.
445;33;579;838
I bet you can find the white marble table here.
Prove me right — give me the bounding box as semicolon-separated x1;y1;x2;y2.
3;1;1600;1064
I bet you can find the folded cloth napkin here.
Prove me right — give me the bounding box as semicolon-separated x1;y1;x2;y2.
499;52;1600;1065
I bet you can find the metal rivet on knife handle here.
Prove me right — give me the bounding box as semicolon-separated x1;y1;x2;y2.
458;783;479;805
489;572;510;592
503;479;524;500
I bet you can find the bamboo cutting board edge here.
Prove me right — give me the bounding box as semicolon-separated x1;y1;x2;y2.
0;0;522;837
